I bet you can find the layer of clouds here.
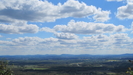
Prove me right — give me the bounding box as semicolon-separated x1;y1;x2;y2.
0;0;133;55
54;20;127;34
0;21;39;34
0;0;110;23
0;33;133;55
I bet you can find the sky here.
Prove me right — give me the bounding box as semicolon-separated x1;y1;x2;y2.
0;0;133;55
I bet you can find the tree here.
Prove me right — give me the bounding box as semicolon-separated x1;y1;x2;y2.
0;61;13;75
126;60;133;75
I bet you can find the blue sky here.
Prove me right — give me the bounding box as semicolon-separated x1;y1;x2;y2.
0;0;133;55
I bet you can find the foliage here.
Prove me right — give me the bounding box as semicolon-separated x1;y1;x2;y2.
0;61;13;75
126;60;133;75
126;67;133;75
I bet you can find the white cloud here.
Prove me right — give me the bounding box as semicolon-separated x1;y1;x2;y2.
54;20;127;34
11;37;58;46
0;21;39;34
93;8;111;22
0;40;13;46
116;2;133;19
77;33;132;53
78;35;110;48
54;32;78;40
40;27;56;33
110;33;132;49
12;37;43;46
0;0;110;22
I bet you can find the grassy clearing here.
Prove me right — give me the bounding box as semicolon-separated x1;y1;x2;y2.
107;60;120;62
24;67;49;70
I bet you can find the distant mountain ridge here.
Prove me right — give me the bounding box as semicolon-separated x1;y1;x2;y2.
1;53;133;58
1;53;133;56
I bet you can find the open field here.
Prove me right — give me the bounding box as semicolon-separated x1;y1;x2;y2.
0;54;133;75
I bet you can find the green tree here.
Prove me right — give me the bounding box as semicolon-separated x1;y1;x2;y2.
0;61;13;75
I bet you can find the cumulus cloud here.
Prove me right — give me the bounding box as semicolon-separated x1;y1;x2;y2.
93;8;111;22
116;1;133;19
58;39;77;46
0;40;13;46
78;35;110;48
40;27;56;33
0;21;39;34
8;37;58;46
109;33;129;45
0;0;110;22
77;33;132;51
54;20;127;34
54;32;78;40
